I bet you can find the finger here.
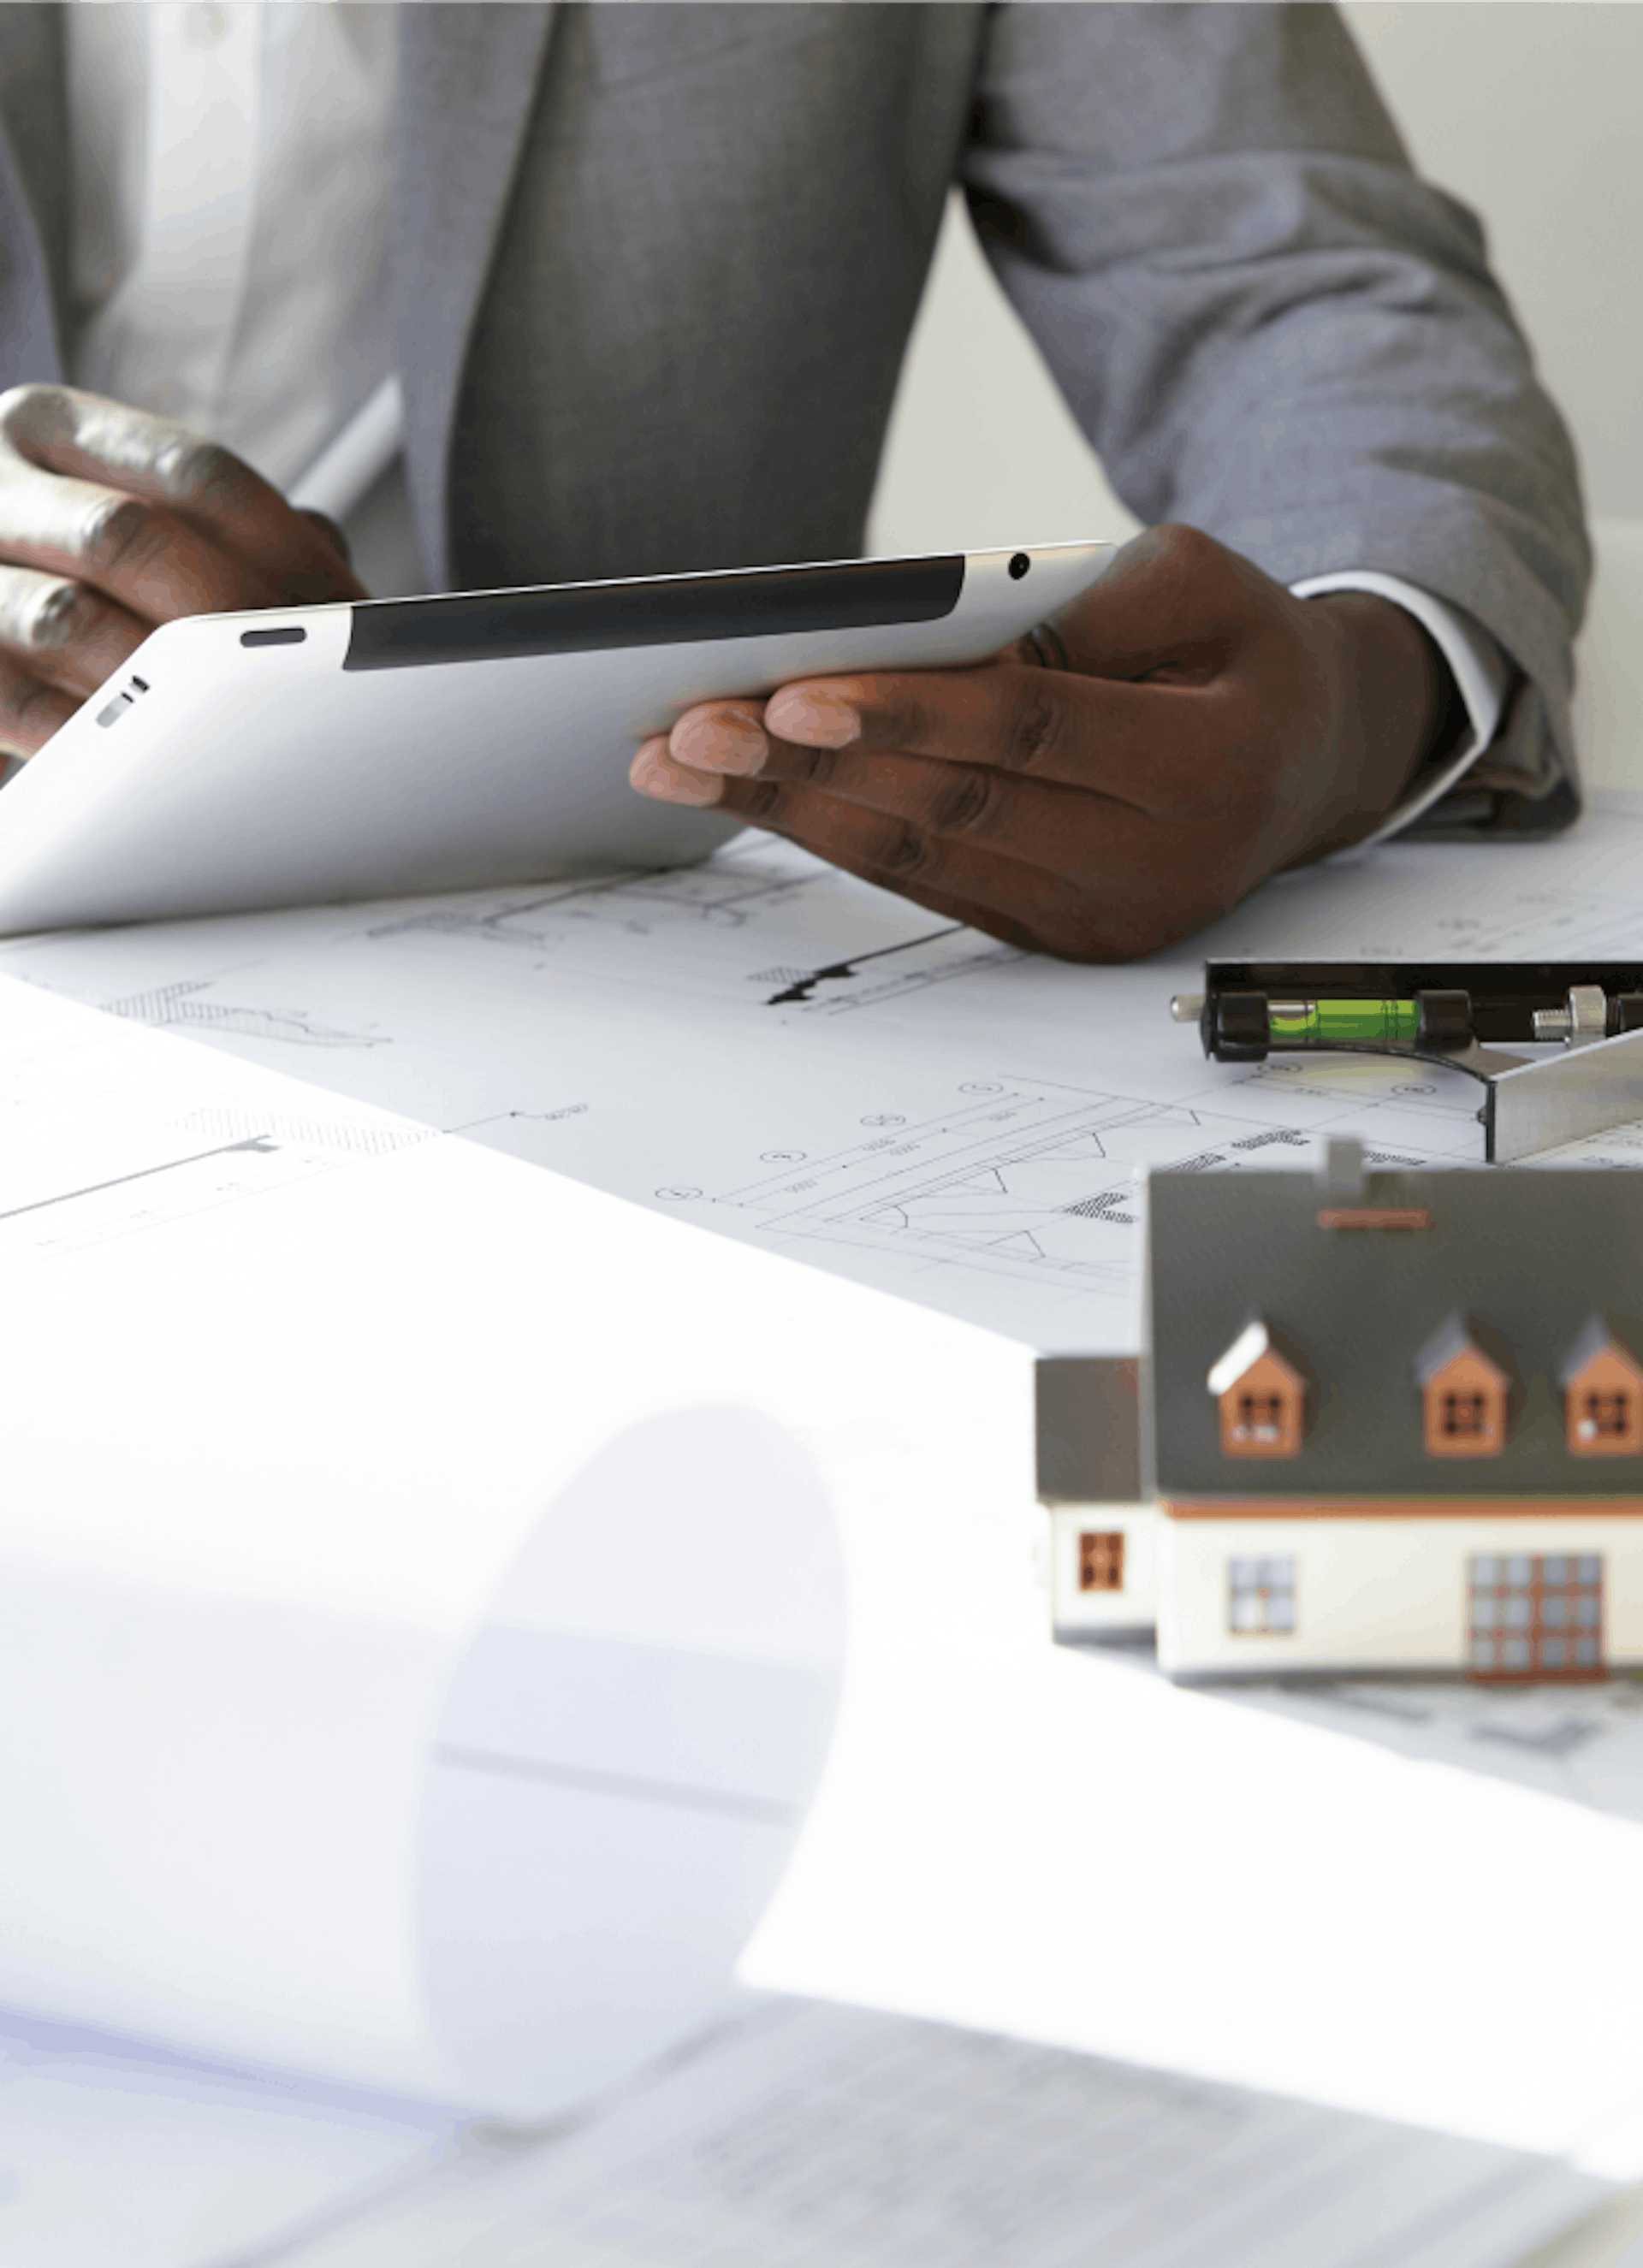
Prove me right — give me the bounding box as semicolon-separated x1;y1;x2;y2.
299;507;352;566
679;721;1152;869
712;773;1115;956
0;560;82;654
632;733;1040;934
737;775;1228;960
0;563;148;696
634;735;1210;957
665;681;1219;820
752;666;1215;802
0;661;80;760
0;384;367;606
668;702;770;779
0;448;339;621
756;832;1029;948
632;735;728;808
636;734;1072;923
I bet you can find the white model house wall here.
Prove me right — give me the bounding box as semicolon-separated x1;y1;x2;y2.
1157;1515;1643;1680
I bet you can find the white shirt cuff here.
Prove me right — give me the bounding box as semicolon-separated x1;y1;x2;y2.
1288;569;1510;847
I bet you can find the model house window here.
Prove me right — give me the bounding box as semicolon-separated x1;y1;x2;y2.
1208;1323;1307;1460
1559;1322;1643;1456
1207;1324;1307;1460
1078;1531;1125;1593
1442;1391;1487;1438
1468;1553;1603;1679
1236;1393;1284;1442
1415;1323;1510;1459
1227;1555;1296;1636
1222;1381;1302;1454
1580;1390;1630;1440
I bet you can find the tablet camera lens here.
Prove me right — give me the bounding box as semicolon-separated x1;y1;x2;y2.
1008;553;1030;580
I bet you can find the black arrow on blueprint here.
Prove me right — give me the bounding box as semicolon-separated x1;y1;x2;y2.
765;926;965;1005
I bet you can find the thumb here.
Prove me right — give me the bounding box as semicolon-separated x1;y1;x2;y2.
1052;523;1264;683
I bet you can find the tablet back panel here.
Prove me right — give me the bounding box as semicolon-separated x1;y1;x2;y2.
0;542;1112;933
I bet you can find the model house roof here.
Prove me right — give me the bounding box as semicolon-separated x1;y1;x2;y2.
1556;1310;1640;1386
1147;1158;1643;1498
1410;1312;1512;1389
1036;1356;1140;1501
1206;1319;1308;1398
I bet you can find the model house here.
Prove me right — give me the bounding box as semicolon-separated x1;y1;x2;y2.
1039;1142;1643;1682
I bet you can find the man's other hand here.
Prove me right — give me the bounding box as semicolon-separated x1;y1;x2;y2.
629;524;1452;960
0;384;367;760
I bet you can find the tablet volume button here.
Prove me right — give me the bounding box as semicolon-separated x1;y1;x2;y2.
240;625;307;648
95;672;153;727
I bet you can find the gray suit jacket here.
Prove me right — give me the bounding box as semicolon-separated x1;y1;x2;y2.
0;3;1588;833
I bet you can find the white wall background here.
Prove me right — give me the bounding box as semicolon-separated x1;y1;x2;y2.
866;2;1643;789
1346;1;1643;526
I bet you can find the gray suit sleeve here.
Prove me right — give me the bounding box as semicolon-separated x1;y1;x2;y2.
962;1;1589;834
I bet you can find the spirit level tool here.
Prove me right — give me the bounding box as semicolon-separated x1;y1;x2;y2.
1170;961;1643;1164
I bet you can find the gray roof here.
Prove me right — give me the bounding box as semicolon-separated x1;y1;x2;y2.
1146;1167;1643;1499
1036;1358;1140;1501
1556;1309;1636;1387
1411;1311;1514;1389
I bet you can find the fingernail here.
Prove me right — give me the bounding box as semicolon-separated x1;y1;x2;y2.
671;708;768;775
765;688;860;747
631;743;725;808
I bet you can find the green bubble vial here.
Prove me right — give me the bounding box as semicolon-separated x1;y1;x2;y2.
1266;998;1422;1046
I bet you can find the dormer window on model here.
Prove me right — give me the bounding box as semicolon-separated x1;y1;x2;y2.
1414;1314;1512;1458
1558;1314;1643;1456
1207;1320;1307;1458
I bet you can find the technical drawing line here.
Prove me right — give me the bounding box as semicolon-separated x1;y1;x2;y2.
762;926;965;1004
367;862;816;945
722;1093;1184;1214
366;868;669;934
430;1745;796;1825
181;1108;429;1156
106;982;387;1048
718;1091;1056;1206
0;1137;278;1223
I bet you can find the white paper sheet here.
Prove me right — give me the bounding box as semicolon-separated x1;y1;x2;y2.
1;1995;1610;2268
0;974;1039;2119
0;2010;453;2268
265;1997;1607;2268
7;794;1643;1351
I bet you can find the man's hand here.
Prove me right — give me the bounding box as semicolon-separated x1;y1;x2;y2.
629;524;1454;960
0;384;367;761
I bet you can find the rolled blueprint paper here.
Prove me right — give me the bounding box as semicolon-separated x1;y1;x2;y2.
0;983;1029;2117
0;1372;842;2120
418;1405;845;2111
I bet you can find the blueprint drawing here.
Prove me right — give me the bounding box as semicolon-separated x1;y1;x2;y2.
0;980;431;1270
4;796;1643;1344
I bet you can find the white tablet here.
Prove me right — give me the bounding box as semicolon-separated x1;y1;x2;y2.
0;540;1113;935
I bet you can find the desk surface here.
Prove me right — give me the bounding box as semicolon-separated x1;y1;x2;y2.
8;802;1643;2263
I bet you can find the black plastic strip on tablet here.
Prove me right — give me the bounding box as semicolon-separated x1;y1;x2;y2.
341;557;965;670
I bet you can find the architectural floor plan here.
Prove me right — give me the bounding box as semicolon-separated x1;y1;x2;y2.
10;794;1643;1347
